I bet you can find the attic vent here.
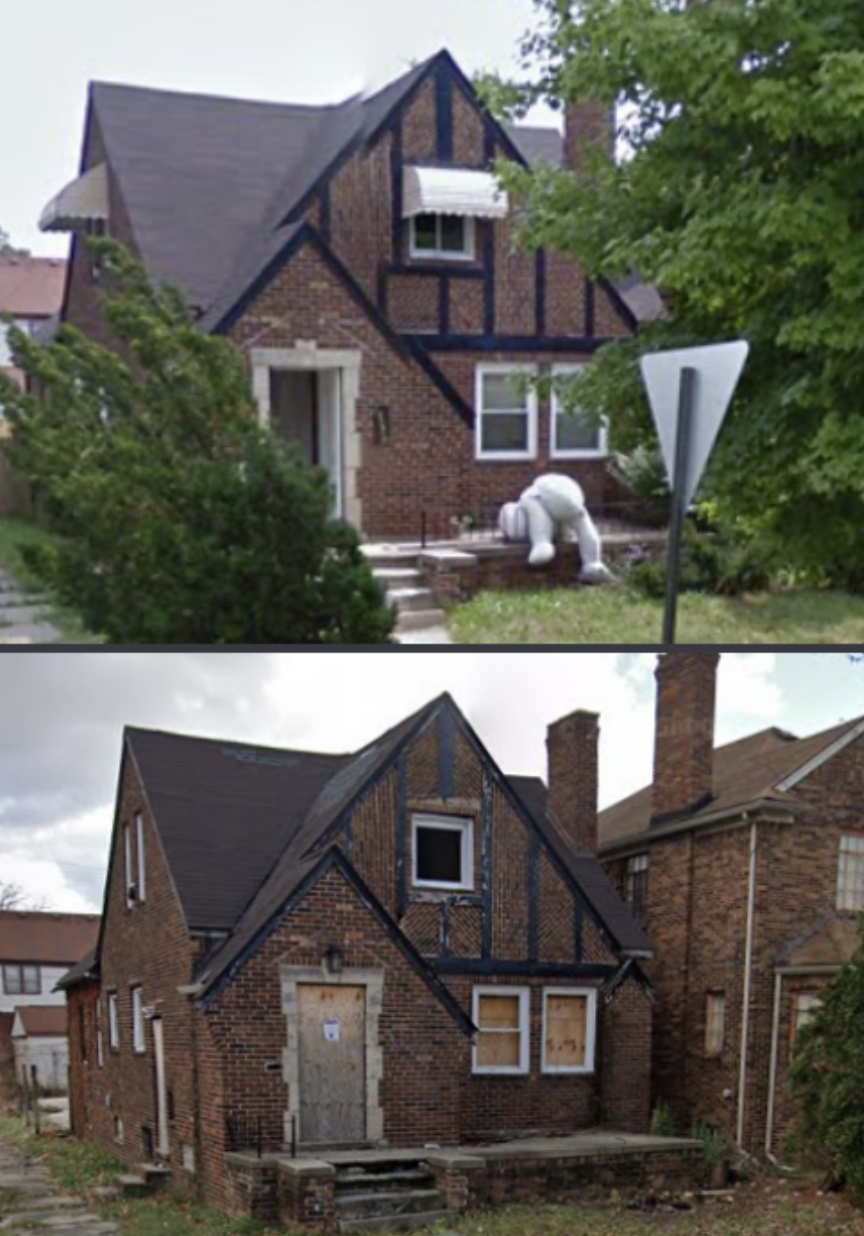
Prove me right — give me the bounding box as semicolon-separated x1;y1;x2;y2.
219;747;299;768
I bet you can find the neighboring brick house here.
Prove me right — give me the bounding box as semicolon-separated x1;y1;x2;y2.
0;910;100;1083
0;255;66;513
39;50;648;540
59;692;652;1214
598;652;864;1158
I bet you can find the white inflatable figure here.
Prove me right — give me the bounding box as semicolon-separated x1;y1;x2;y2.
498;473;614;584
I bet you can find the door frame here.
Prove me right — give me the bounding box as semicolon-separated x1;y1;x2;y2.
280;966;384;1147
251;345;362;529
151;1017;170;1159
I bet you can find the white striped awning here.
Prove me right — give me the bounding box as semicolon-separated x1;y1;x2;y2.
402;166;508;220
39;163;109;233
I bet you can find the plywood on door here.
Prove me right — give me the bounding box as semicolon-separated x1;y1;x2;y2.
297;984;366;1144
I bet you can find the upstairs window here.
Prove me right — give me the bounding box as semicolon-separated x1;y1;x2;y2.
837;834;864;911
409;213;475;261
2;964;40;995
472;987;529;1074
705;991;726;1055
625;853;649;925
476;365;538;461
412;814;473;890
135;812;146;902
108;992;119;1049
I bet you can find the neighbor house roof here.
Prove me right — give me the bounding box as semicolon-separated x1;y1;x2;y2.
12;1005;68;1038
599;716;864;849
0;911;100;965
0;257;66;317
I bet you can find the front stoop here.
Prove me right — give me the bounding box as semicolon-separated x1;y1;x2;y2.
362;549;451;643
115;1163;172;1198
334;1158;454;1233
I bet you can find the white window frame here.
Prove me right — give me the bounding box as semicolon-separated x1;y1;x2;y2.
541;987;597;1074
837;833;864;911
131;986;145;1054
705;991;726;1055
123;822;135;908
135;812;146;902
96;998;104;1069
108;992;119;1049
472;986;530;1075
411;814;474;891
409;213;476;262
550;364;608;459
475;364;538;462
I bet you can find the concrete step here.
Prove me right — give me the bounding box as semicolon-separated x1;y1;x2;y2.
362;548;422;570
374;568;425;586
338;1209;455;1233
386;587;436;614
138;1163;172;1190
393;608;447;633
115;1175;151;1198
335;1170;435;1193
337;1189;445;1220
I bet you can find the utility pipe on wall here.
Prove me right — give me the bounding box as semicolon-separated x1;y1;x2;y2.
736;819;758;1148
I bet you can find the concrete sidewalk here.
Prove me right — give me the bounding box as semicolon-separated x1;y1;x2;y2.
0;1132;117;1236
0;569;61;644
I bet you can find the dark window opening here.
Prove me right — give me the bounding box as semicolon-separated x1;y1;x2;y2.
626;854;648;925
416;827;462;884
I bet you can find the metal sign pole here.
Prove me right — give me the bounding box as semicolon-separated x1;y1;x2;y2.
662;366;697;645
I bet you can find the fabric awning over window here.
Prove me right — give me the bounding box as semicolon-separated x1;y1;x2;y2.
402;166;508;220
39;163;109;233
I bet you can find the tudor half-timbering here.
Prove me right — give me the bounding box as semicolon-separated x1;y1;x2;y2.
40;51;649;539
60;693;652;1215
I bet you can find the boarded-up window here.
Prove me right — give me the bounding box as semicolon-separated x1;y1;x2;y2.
705;992;725;1055
542;988;597;1073
472;988;528;1074
837;834;864;911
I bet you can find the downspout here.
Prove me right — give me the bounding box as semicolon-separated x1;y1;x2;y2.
736;818;758;1149
764;969;782;1158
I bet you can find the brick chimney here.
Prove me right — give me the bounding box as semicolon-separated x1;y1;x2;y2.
546;709;600;853
563;99;615;173
652;653;720;820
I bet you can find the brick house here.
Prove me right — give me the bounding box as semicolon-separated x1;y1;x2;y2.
0;910;100;1084
59;692;652;1215
39;50;649;540
598;652;864;1158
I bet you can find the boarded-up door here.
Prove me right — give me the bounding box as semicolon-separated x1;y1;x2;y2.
297;984;366;1144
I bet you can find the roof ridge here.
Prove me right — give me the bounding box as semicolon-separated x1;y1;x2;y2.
124;723;349;760
91;79;353;114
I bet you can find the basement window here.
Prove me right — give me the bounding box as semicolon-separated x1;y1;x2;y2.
542;988;597;1074
472;987;529;1074
411;814;473;890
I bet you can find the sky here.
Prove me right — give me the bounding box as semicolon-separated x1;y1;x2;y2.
0;651;861;916
2;0;553;258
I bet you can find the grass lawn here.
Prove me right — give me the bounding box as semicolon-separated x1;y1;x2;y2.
0;516;102;643
448;584;864;645
1;1112;862;1236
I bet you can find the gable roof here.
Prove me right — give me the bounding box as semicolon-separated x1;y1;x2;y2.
0;911;100;965
12;1005;68;1038
599;716;864;849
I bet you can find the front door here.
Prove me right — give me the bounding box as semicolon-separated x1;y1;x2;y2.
269;369;343;517
297;984;366;1144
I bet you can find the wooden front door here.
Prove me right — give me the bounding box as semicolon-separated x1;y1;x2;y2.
297;984;366;1144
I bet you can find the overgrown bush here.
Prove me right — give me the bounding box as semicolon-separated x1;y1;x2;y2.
649;1100;677;1138
0;240;394;645
625;517;773;599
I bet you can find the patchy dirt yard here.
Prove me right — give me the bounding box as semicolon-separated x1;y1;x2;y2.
447;1178;864;1236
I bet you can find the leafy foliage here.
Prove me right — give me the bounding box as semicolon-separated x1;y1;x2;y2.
0;240;393;645
498;0;864;585
789;915;864;1203
0;225;30;257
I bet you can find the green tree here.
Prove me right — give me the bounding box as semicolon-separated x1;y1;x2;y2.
0;240;394;645
498;0;864;587
789;914;864;1201
0;225;30;257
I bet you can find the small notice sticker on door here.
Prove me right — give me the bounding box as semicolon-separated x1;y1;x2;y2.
323;1019;340;1043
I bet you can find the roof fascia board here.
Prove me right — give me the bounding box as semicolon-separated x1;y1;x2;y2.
775;717;864;792
404;338;474;426
91;733;135;970
434;50;529;170
125;740;193;939
598;799;799;858
596;275;640;335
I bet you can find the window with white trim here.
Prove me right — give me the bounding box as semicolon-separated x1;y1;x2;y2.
625;853;648;925
412;814;473;890
475;365;537;460
472;987;530;1074
123;822;134;908
542;987;597;1073
135;813;146;902
705;991;725;1055
551;365;608;458
96;998;104;1068
131;986;145;1054
108;992;119;1049
837;834;864;911
791;991;821;1051
409;213;475;261
2;964;40;995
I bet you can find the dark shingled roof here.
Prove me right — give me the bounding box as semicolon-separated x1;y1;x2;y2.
509;775;652;957
54;948;98;992
506;124;563;166
0;911;100;965
599;716;864;849
126;727;350;931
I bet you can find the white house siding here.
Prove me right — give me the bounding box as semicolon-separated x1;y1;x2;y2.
13;1035;69;1090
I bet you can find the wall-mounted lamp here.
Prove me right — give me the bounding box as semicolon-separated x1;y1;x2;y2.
325;946;344;976
372;405;391;446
